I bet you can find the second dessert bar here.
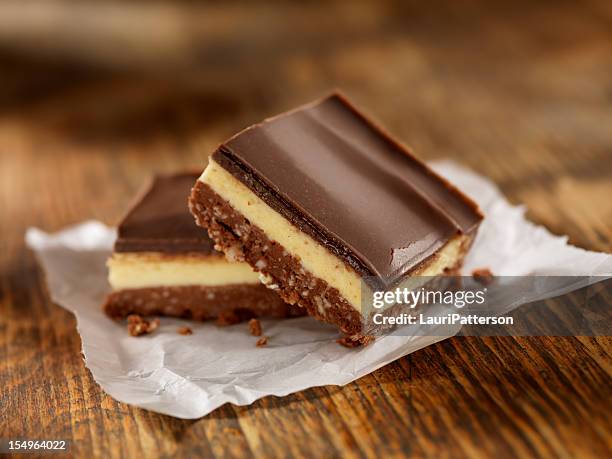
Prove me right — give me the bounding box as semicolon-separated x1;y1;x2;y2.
105;172;303;323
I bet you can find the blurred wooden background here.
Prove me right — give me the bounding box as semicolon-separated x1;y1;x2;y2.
1;0;611;458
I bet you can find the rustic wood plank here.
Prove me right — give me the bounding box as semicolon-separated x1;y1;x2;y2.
1;0;611;458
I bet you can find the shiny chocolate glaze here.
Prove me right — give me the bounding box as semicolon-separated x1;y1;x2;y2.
213;93;482;280
115;172;216;254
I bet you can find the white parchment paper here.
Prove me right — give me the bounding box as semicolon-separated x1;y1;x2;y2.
25;160;612;419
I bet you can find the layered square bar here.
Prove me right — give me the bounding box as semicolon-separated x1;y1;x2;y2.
189;94;483;341
104;172;303;323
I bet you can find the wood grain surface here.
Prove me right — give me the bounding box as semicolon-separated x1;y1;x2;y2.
1;1;611;458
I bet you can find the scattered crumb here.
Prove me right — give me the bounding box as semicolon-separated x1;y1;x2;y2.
472;268;494;285
216;311;240;326
248;318;262;336
177;326;192;336
337;337;360;348
360;335;375;347
127;315;160;337
256;336;268;347
337;335;375;348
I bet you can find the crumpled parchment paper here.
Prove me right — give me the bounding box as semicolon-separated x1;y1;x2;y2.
25;160;612;418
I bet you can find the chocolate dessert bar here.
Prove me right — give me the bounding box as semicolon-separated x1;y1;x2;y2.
189;94;483;340
104;172;303;323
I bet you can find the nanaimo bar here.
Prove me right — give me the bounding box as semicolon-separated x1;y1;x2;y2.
104;173;303;323
189;94;482;341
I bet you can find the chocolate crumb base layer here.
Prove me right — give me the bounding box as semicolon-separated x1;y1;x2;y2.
190;180;365;336
104;284;305;324
190;181;473;342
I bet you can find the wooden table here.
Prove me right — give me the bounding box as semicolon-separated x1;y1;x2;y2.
1;1;611;457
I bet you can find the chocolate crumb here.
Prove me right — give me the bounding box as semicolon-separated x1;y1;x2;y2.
248;318;262;336
361;335;375;346
127;314;159;337
177;326;192;335
337;335;375;348
256;336;268;347
472;268;494;285
337;337;360;348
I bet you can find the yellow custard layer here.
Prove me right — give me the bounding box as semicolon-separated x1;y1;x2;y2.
108;252;260;290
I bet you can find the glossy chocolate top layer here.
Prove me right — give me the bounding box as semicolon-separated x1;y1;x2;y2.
115;172;216;254
213;93;482;280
